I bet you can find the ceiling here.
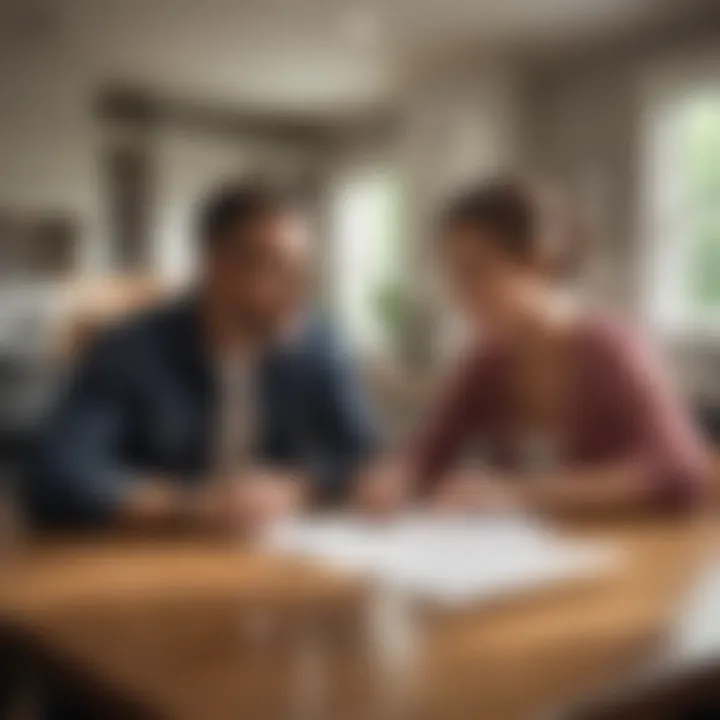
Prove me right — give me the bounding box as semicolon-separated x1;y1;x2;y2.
0;0;716;118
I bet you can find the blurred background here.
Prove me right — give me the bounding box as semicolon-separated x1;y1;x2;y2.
3;0;720;473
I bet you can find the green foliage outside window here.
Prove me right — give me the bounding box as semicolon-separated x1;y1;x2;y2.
684;97;720;308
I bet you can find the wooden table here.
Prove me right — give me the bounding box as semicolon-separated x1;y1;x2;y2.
0;516;716;720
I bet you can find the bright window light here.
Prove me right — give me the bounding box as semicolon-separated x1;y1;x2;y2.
646;89;720;334
331;169;402;353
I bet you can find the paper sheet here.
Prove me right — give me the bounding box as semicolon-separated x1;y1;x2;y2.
265;514;615;606
670;555;720;663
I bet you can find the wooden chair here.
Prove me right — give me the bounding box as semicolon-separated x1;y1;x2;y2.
53;276;167;361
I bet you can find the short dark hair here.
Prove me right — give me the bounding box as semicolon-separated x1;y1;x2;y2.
439;176;587;279
440;177;537;259
197;179;299;249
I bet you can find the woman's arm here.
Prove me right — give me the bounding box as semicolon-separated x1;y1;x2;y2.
517;461;665;518
521;325;708;517
412;348;499;491
355;348;498;515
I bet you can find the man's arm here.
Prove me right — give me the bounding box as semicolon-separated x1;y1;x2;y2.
27;330;184;529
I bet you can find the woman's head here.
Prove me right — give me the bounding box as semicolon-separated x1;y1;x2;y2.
438;176;584;335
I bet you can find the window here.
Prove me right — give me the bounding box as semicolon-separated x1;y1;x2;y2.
683;98;720;308
646;84;720;333
331;169;403;353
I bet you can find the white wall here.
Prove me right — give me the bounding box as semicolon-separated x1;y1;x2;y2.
0;57;107;273
523;60;642;314
151;126;321;282
523;34;720;401
397;65;522;362
0;48;323;283
151;128;251;282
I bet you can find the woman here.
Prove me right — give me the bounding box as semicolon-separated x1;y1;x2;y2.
361;177;707;517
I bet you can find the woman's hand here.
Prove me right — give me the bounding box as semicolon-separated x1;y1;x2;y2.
193;468;306;535
430;470;519;514
354;456;412;518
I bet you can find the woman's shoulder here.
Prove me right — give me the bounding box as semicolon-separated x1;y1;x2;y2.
444;337;510;391
574;312;660;381
575;312;645;354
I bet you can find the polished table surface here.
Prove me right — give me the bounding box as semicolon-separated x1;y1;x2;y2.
0;515;717;720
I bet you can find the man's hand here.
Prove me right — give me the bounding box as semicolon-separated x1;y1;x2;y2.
430;470;519;514
354;456;411;517
120;481;187;531
120;470;304;536
195;469;305;535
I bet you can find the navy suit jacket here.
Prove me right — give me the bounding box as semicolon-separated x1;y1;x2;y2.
28;298;377;526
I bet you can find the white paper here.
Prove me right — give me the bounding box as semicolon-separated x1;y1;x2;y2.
670;556;720;663
265;514;615;606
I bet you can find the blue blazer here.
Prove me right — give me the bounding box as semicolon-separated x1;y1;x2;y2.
28;298;377;526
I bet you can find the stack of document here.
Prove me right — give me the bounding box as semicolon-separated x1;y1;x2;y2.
265;514;615;607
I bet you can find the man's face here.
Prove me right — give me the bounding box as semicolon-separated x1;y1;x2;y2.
205;211;311;337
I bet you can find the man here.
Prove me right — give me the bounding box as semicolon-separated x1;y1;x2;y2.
28;181;376;531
